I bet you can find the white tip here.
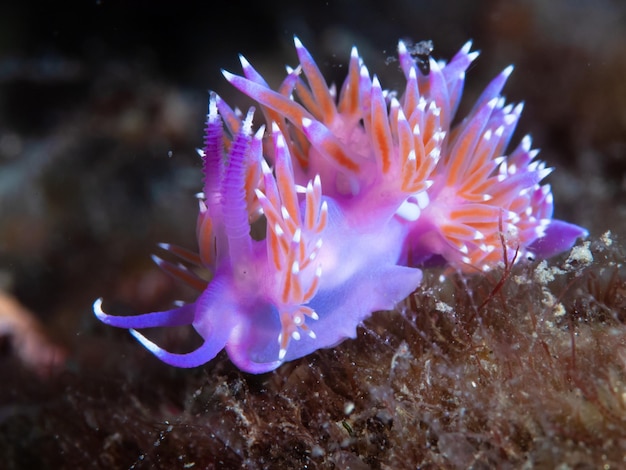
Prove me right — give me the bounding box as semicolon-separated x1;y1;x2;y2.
360;64;370;80
221;69;236;82
429;57;440;73
503;65;514;77
292;261;300;275
260;159;272;175
278;348;287;360
395;200;420;222
539;167;554;180
129;329;159;354
460;40;473;54
504;114;517;126
239;54;251;69
429;147;441;162
274;129;287;147
93;298;105;318
254;189;265;201
434;130;446;142
416;191;430;210
242;108;255;133
254;125;265;140
292;228;301;244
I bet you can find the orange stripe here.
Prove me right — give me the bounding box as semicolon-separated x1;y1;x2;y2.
423;108;438;145
449;204;499;223
315;205;328;233
260;201;281;233
342;74;359;116
401;161;414;192
371;90;392;174
301;64;336;123
279;312;291;350
295;79;321;120
323;140;360;172
305;191;315;231
281;271;292;304
442;223;478;241
403;78;419;115
269;233;283;271
302;273;320;302
298;239;306;264
290;272;303;304
373;124;392;174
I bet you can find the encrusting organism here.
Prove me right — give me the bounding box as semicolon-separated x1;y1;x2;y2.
94;38;587;373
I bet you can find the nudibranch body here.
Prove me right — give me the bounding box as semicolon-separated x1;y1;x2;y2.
95;38;587;373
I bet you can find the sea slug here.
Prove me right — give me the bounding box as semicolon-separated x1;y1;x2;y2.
94;38;587;373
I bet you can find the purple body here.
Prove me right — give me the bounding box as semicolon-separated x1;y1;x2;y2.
95;38;587;373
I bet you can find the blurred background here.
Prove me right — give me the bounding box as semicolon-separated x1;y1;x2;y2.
0;0;624;376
